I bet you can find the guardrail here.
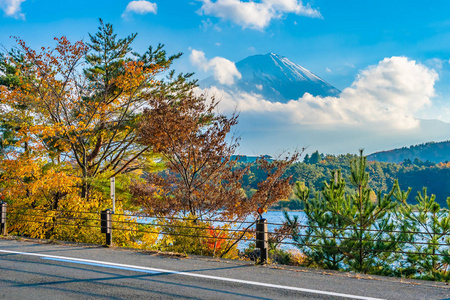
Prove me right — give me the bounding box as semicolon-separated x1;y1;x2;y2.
0;202;6;236
2;201;450;272
0;202;272;264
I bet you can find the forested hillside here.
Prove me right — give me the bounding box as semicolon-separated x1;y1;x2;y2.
367;141;450;163
239;151;450;208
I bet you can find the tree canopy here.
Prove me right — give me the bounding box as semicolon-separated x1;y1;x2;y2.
0;20;187;201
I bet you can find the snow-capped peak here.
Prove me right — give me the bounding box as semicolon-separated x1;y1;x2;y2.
199;53;340;103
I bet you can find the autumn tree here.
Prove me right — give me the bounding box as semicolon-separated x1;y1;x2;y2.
0;21;198;247
132;89;298;217
0;20;186;202
130;87;298;255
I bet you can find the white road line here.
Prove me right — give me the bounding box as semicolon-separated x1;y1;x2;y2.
0;249;384;300
41;257;160;274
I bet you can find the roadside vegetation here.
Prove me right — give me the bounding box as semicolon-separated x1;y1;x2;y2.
277;151;450;281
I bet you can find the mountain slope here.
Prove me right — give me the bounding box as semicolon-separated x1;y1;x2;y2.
367;140;450;163
199;53;340;102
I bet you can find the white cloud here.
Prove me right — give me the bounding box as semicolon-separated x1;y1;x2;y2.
122;0;157;19
425;58;448;70
200;18;222;31
199;56;438;130
345;62;356;68
0;0;26;20
190;49;242;85
197;0;321;30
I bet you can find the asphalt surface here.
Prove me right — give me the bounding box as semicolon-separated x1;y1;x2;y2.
1;238;450;299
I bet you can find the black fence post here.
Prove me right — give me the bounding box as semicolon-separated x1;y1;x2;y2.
0;202;7;236
101;209;112;246
256;218;268;264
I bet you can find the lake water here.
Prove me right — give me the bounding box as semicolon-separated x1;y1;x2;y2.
259;210;307;226
240;210;307;250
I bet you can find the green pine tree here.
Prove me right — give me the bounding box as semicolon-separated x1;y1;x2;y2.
0;49;34;155
396;187;450;281
286;172;348;270
287;150;408;275
339;150;404;274
309;151;321;164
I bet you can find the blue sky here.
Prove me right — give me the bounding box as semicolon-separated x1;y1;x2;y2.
2;0;450;155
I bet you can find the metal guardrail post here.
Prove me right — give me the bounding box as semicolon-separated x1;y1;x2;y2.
256;218;268;264
0;202;7;236
101;209;112;246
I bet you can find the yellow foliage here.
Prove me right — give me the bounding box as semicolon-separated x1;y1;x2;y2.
1;154;158;248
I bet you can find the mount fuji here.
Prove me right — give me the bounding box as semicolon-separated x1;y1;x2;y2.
199;53;340;102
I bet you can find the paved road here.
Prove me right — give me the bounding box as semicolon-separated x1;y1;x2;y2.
0;238;449;299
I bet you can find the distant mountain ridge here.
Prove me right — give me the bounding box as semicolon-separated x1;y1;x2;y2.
199;53;340;102
367;141;450;163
